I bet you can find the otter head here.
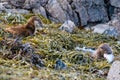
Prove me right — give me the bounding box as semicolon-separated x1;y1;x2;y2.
26;16;43;34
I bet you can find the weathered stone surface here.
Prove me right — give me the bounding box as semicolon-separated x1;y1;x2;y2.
59;20;76;33
8;0;25;8
89;23;119;38
108;13;120;35
72;0;108;25
39;0;48;7
24;0;41;9
46;0;67;23
107;61;120;80
32;6;47;18
46;0;78;24
90;24;114;34
0;3;6;12
110;0;120;8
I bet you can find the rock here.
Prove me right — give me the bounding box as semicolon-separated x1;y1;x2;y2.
72;0;108;26
5;9;30;14
110;0;120;8
107;61;120;80
39;0;48;7
24;0;41;9
54;59;66;70
75;5;88;26
87;22;119;38
87;6;108;22
0;2;12;9
24;0;47;18
108;14;120;35
59;20;76;33
91;24;114;34
0;3;6;12
46;0;78;24
32;6;47;18
103;28;118;38
46;0;67;23
8;0;25;8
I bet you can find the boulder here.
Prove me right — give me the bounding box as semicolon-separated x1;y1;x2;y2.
46;0;67;23
88;18;120;38
107;61;120;80
72;0;108;26
46;0;78;24
59;20;76;33
110;0;120;8
32;6;47;18
90;24;114;34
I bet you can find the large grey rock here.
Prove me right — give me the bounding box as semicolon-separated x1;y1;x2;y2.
46;0;68;23
107;61;120;80
72;0;108;26
46;0;78;24
75;5;88;26
110;0;120;8
89;24;114;34
89;23;119;38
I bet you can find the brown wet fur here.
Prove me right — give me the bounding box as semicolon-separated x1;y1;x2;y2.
93;43;112;59
5;16;41;37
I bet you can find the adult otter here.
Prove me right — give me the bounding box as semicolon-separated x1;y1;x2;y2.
5;16;43;37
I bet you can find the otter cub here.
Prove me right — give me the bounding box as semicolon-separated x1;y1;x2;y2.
5;16;43;37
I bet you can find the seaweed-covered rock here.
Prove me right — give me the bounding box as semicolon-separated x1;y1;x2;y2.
107;61;120;80
59;20;76;33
